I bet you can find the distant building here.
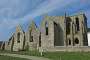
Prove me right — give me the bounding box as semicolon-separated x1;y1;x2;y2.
88;32;90;46
0;41;3;49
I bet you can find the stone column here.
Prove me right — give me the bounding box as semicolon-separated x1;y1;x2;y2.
71;22;73;46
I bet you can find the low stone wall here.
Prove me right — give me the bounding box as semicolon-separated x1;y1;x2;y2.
40;46;90;52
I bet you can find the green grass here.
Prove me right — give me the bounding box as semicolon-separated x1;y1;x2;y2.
1;50;90;60
42;52;90;60
0;55;29;60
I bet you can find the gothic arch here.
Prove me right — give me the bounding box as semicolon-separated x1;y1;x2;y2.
75;17;80;31
45;21;48;35
17;32;20;43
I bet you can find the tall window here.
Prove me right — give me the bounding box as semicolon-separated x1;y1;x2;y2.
29;31;33;42
29;32;31;42
39;33;41;47
30;36;33;42
17;33;20;43
66;23;71;34
45;22;48;35
76;17;80;31
66;17;71;34
69;39;71;45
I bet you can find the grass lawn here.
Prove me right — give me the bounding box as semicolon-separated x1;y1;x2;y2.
1;50;90;60
43;52;90;60
0;55;29;60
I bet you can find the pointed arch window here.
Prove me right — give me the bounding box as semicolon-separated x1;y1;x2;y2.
17;32;20;43
29;31;33;42
76;17;80;31
29;31;31;42
30;36;33;42
45;22;48;35
69;39;71;45
66;17;71;34
39;33;41;47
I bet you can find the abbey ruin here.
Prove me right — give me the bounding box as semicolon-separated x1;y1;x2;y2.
0;13;89;52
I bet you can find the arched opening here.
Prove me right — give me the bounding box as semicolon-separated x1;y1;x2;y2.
66;17;71;34
68;39;71;45
30;36;33;42
29;31;31;42
29;30;33;42
39;33;41;47
54;22;64;46
75;38;79;44
17;32;20;43
45;22;48;35
76;17;80;32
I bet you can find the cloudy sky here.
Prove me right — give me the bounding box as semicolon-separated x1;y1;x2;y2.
0;0;90;41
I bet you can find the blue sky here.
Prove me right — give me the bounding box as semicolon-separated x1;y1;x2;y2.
0;0;90;41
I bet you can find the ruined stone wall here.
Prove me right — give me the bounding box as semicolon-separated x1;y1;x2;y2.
5;35;14;51
40;16;66;49
1;42;5;50
25;22;40;51
40;17;54;49
66;14;88;46
2;13;88;52
51;16;66;46
13;25;25;51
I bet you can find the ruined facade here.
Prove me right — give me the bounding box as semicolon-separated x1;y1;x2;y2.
5;35;14;51
0;41;5;50
40;14;88;49
12;25;25;51
25;21;40;51
0;13;89;52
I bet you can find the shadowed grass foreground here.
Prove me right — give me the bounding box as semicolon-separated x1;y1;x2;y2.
0;55;29;60
1;50;90;60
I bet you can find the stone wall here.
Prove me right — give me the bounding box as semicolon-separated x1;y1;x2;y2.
40;46;90;52
25;21;40;51
13;25;25;51
0;13;88;52
66;14;88;46
40;13;88;51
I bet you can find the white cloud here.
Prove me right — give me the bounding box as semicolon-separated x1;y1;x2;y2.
0;0;78;30
88;33;90;46
23;0;78;18
0;0;89;41
85;10;90;27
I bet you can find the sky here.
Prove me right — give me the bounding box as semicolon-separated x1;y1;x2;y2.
0;0;90;41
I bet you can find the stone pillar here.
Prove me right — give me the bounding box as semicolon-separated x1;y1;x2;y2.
64;18;67;46
71;22;73;46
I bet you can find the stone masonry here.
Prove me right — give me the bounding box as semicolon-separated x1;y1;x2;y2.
0;13;89;52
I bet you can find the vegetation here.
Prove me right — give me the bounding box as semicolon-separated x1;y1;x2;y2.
1;50;90;60
0;55;29;60
43;52;90;60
